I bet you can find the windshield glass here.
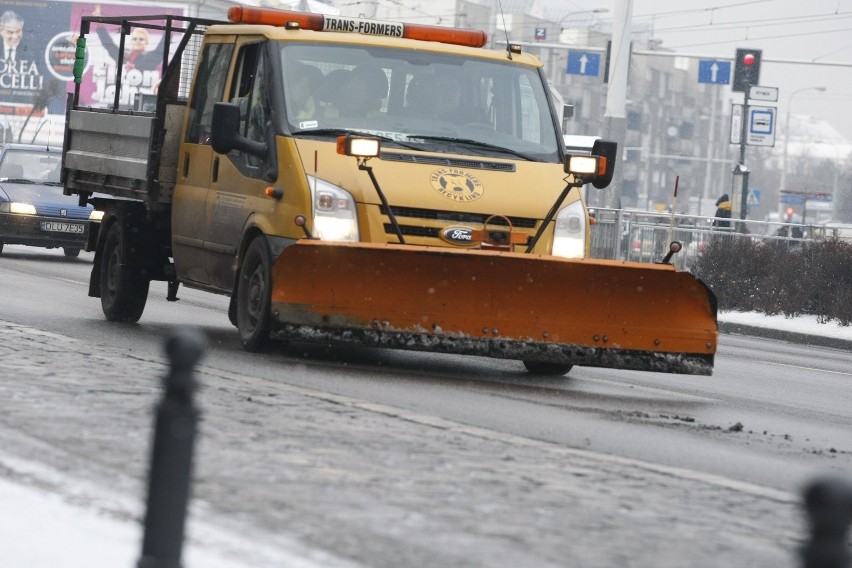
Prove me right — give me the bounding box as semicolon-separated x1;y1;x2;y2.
0;150;60;183
279;43;561;162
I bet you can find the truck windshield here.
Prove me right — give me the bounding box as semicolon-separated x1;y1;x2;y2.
279;43;561;162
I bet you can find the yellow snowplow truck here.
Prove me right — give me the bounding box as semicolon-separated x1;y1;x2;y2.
63;8;717;376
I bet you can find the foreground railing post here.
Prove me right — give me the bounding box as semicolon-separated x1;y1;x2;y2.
801;476;852;568
137;328;207;568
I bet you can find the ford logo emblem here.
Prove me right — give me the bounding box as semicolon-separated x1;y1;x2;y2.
440;226;478;246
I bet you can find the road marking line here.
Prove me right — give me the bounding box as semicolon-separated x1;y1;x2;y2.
763;360;852;376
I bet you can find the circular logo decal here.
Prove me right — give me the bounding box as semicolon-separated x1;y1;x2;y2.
429;168;484;202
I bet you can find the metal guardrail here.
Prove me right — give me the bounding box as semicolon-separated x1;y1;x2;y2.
588;208;847;270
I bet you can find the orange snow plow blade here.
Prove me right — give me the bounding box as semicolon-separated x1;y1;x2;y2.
269;241;717;375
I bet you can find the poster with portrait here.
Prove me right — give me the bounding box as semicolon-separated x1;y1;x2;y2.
67;2;184;109
0;1;185;144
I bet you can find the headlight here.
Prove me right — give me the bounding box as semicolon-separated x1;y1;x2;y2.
552;199;586;258
306;175;359;242
5;202;38;215
89;210;104;221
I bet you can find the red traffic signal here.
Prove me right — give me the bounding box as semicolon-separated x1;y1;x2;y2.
733;48;762;92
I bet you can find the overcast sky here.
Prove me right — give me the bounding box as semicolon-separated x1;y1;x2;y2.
543;0;852;141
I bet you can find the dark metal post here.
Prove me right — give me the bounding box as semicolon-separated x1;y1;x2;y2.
731;87;749;227
137;328;207;568
801;476;852;568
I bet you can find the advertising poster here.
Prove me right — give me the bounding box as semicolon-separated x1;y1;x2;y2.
0;1;184;144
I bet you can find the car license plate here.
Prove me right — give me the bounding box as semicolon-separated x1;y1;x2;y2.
41;221;84;234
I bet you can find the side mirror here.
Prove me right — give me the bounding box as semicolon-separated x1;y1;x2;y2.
591;139;617;189
210;102;266;157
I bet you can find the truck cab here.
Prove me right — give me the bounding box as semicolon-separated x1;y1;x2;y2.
173;8;589;296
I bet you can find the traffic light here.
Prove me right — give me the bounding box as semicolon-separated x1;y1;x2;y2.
733;48;762;92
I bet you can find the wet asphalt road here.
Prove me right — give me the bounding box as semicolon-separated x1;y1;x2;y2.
1;246;851;567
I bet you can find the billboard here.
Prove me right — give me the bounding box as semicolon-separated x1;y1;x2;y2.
0;1;184;144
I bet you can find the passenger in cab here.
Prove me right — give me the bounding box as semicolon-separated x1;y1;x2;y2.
328;64;388;118
404;73;436;116
434;73;488;124
287;62;324;120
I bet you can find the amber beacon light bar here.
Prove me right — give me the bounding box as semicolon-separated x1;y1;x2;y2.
227;6;488;48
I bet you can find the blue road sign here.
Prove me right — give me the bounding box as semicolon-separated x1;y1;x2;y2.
698;60;731;84
747;188;761;206
567;51;601;76
780;193;805;205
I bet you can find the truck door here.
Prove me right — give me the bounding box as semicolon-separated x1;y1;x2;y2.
205;39;273;290
172;39;235;287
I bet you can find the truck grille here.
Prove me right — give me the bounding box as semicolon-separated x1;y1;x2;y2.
381;206;536;228
380;206;538;244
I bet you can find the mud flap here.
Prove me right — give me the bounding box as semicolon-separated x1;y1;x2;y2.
269;241;717;375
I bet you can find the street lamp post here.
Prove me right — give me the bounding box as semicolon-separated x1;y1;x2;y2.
558;7;608;34
781;86;826;193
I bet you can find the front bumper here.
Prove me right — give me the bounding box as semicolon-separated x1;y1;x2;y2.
0;212;91;250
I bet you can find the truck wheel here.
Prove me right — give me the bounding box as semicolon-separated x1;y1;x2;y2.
100;222;149;322
64;247;81;258
0;241;4;255
236;236;272;351
523;360;573;376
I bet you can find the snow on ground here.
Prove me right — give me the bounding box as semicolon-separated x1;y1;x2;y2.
0;455;354;568
3;311;848;567
718;311;852;341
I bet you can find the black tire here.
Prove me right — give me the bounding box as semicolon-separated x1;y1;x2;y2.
100;222;149;322
0;241;4;255
63;247;81;258
522;360;573;376
236;236;272;351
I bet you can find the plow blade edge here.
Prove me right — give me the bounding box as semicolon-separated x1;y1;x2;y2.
269;241;718;375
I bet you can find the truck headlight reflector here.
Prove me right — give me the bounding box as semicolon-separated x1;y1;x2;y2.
89;210;104;221
307;175;359;242
552;200;586;259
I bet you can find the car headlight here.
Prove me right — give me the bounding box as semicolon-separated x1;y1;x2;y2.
552;199;586;258
89;210;104;221
1;202;38;215
306;175;359;242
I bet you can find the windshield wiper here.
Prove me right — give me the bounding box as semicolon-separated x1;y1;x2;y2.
291;128;422;151
408;135;541;162
1;178;33;183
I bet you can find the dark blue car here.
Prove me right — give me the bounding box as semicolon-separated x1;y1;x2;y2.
0;144;101;257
